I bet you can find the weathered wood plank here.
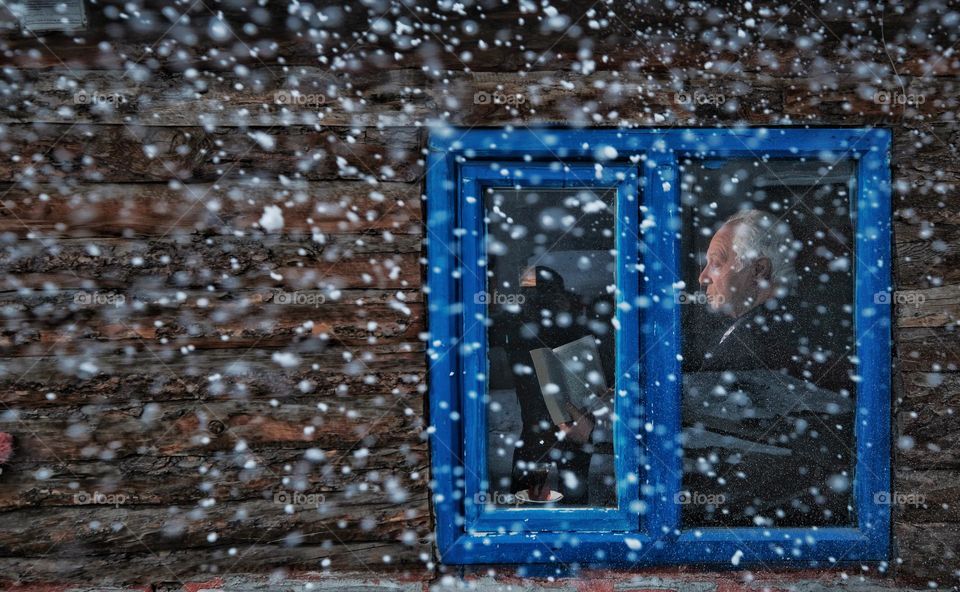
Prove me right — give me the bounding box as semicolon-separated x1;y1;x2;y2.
0;259;421;293
0;542;426;584
895;241;960;290
1;1;954;76
897;371;960;469
0;395;425;462
894;204;960;290
894;468;960;524
8;69;960;129
0;234;422;291
0;494;430;556
895;207;960;242
0;347;427;408
0;447;427;511
0;125;423;183
0;181;422;237
1;69;433;127
782;76;959;124
0;298;424;355
895;285;960;329
895;523;960;586
896;327;960;373
893;124;960;188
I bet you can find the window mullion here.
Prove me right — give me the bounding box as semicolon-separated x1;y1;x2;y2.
642;151;683;538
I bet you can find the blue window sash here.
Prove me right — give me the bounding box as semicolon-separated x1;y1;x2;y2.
426;128;891;566
458;163;641;534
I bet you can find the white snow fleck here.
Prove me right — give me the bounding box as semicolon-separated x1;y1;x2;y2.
259;205;285;232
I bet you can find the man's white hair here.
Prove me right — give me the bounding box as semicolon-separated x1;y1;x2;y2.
724;209;798;290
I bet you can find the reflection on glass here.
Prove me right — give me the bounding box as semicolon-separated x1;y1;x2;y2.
484;188;617;508
680;159;857;527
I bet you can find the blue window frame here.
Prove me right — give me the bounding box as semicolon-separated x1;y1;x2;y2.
426;128;891;566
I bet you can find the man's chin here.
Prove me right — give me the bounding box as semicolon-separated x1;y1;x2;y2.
708;301;738;318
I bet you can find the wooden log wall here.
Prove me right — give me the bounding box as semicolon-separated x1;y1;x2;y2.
0;0;958;588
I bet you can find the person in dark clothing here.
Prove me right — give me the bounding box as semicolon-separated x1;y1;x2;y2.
696;210;851;389
493;265;602;505
687;209;855;527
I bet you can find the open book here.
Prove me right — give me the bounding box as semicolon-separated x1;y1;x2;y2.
530;335;608;426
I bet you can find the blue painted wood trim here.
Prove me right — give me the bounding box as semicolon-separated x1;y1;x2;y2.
458;163;642;533
427;127;892;565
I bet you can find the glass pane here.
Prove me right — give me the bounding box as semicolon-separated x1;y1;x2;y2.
679;158;858;527
483;187;618;508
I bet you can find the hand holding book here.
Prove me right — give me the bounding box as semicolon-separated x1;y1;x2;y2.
530;335;610;440
558;401;595;444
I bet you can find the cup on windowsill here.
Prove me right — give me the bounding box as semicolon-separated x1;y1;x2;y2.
527;465;551;501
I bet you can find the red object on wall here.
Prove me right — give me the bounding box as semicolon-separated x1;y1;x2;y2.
0;432;13;464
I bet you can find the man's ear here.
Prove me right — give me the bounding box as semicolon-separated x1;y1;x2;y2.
753;257;772;281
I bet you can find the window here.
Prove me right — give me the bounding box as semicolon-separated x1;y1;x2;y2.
426;128;891;566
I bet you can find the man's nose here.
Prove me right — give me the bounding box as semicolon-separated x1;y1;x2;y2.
698;267;710;285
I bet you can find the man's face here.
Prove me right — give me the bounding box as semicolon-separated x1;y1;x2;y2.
698;222;768;318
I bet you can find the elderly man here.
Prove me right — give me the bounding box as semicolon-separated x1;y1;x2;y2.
695;209;804;377
696;208;855;390
686;208;855;527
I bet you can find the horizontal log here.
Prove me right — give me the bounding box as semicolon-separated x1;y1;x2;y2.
893;124;960;187
0;286;423;315
895;241;960;290
0;299;424;356
897;371;960;469
0;258;421;293
0;181;422;237
0;234;421;268
3;69;433;128
0;256;420;293
0;286;424;354
1;0;954;76
0;234;422;291
894;189;960;214
783;76;960;123
893;202;960;289
895;327;960;373
894;468;960;523
0;68;792;127
895;206;960;242
895;284;960;329
0;494;429;556
0;446;427;511
8;68;960;129
0;394;425;462
0;125;423;183
0;347;427;407
0;542;426;584
894;523;960;586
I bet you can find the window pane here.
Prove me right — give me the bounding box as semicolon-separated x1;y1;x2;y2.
484;187;618;508
679;159;857;527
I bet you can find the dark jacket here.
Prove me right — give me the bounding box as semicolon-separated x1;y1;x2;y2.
699;296;853;394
